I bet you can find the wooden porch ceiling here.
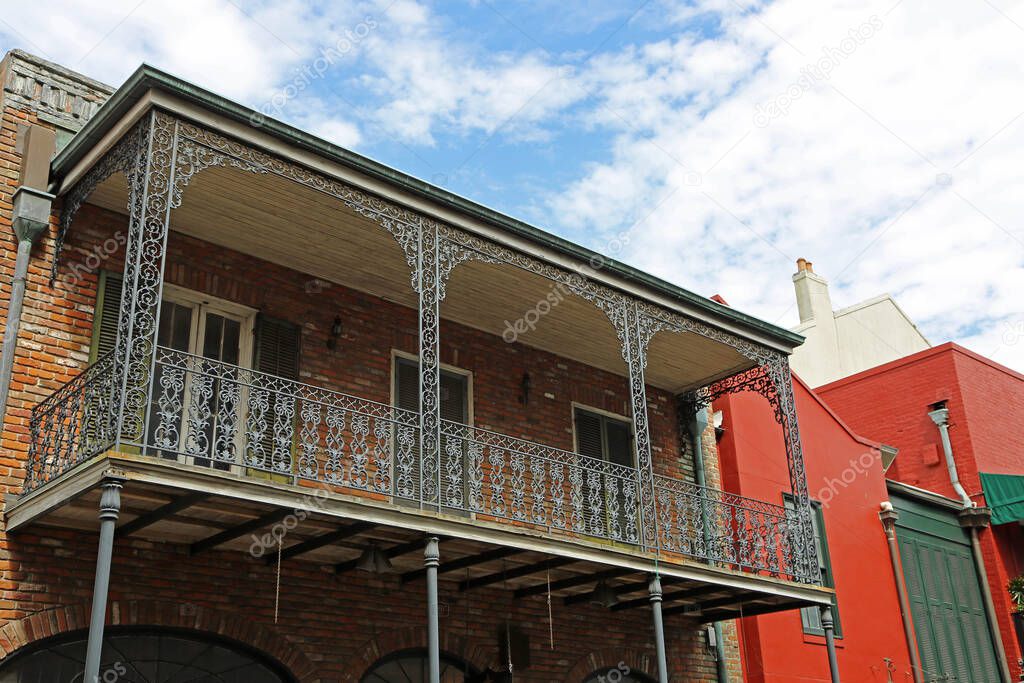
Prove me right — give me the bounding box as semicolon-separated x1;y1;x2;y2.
84;167;754;394
10;459;825;623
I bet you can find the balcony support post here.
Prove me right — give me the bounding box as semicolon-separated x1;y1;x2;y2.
84;478;123;683
424;536;441;683
649;574;670;683
768;361;819;584
820;605;841;682
623;303;660;551
417;222;443;508
110;110;180;451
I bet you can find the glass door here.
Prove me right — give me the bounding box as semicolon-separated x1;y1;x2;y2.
148;287;254;470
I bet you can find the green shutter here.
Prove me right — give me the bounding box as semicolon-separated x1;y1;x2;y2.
90;271;123;363
785;496;841;637
895;521;1002;682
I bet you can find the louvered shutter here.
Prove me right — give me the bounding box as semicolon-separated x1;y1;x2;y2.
251;316;301;474
575;410;604;461
90;271;123;362
254;315;301;380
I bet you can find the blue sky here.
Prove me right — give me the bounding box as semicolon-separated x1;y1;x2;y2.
2;0;1024;372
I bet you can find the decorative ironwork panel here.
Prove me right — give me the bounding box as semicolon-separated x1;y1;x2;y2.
25;352;117;491
652;475;798;580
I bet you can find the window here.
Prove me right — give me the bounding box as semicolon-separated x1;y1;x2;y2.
360;648;480;683
573;407;633;468
583;667;656;683
393;355;470;505
785;495;841;637
573;407;636;539
0;627;294;682
91;274;301;470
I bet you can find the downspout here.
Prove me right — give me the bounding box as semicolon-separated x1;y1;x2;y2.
690;407;729;683
928;406;1014;683
879;503;925;683
0;125;56;430
927;406;971;508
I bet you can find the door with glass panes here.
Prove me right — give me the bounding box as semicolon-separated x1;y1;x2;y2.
393;356;469;509
574;407;636;540
148;286;255;469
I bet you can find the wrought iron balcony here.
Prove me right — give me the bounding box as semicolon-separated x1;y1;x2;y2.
25;347;804;582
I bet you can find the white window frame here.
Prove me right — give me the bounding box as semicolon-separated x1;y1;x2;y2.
157;285;257;470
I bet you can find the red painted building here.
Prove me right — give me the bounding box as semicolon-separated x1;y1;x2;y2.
819;343;1024;681
715;375;917;681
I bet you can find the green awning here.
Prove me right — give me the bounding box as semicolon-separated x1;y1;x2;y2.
979;472;1024;525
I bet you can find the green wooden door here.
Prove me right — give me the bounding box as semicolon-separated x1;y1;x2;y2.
898;527;1001;682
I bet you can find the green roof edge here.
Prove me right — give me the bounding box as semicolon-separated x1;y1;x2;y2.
51;64;804;349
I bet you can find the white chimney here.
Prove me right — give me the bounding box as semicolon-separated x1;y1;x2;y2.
793;258;833;325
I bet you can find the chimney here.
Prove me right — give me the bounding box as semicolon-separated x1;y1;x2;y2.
792;257;832;324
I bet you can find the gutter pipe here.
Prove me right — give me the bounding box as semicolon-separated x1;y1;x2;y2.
691;407;729;683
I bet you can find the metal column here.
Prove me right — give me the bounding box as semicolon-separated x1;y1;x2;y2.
649;574;669;683
821;605;841;683
84;479;123;683
425;536;441;683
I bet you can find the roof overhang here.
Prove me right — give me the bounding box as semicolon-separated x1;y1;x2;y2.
50;64;804;356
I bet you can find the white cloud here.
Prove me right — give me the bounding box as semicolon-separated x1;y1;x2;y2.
1;0;1021;374
544;0;1024;372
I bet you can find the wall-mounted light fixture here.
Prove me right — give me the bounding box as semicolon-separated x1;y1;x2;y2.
326;316;343;350
519;372;532;407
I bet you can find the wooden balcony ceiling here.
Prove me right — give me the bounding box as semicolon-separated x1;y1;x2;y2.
87;166;754;392
21;477;818;621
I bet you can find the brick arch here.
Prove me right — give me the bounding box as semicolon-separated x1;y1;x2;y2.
0;599;319;681
345;626;495;681
566;647;658;683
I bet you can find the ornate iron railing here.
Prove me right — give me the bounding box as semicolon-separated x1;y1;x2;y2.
26;351;117;491
439;421;643;543
654;475;799;580
25;347;802;579
144;347;420;497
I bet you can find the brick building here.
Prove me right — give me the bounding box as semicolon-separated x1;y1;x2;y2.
819;343;1024;681
0;50;837;682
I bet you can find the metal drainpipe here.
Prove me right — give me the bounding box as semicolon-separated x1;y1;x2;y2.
928;406;1014;683
0;187;53;429
927;407;971;508
691;408;730;683
879;503;925;683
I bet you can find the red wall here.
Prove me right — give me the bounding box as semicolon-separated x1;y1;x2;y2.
715;378;915;682
818;344;1024;678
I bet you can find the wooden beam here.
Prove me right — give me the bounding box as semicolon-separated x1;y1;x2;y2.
663;592;759;617
610;583;720;612
697;599;809;622
190;508;292;555
564;576;682;607
270;521;376;564
334;535;444;574
401;546;523;584
459;557;576;591
514;567;634;598
116;492;208;538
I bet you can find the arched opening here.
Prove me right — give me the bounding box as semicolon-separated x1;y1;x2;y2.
360;648;481;683
582;665;657;683
0;626;296;683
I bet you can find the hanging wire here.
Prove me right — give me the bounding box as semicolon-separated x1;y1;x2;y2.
546;568;554;650
274;536;282;624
